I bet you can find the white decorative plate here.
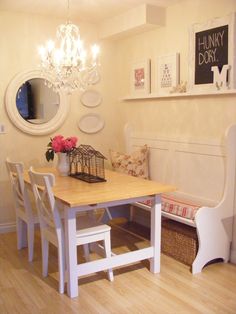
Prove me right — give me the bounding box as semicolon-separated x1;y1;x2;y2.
80;89;102;108
78;113;105;134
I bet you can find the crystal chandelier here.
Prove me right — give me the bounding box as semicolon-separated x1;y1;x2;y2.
38;0;100;94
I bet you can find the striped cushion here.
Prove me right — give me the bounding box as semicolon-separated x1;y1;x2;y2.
161;195;200;220
137;195;201;220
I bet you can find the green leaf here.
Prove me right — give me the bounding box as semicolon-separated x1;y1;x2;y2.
45;150;54;162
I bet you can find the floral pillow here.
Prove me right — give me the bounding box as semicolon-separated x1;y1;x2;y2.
109;145;149;179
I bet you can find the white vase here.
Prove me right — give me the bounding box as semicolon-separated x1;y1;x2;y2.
56;152;70;176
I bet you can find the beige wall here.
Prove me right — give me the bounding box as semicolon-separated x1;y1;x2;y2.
0;11;121;225
116;0;236;139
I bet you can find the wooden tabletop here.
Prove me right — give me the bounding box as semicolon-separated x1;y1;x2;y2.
24;167;175;207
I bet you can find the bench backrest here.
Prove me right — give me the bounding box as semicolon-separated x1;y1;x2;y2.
124;124;236;214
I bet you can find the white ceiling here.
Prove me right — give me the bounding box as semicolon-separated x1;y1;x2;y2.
0;0;181;23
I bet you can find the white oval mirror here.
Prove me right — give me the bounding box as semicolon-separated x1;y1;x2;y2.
5;69;69;135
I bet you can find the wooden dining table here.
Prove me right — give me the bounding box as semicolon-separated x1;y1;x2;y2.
24;167;175;298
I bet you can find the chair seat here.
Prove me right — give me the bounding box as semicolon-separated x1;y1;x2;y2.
76;224;111;238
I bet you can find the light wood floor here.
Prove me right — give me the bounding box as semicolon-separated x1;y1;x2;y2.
0;226;236;314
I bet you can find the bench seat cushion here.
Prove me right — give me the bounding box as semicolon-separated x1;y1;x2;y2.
161;195;201;220
138;194;201;221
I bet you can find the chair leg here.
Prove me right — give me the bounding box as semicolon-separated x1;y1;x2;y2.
57;239;65;294
27;223;35;262
41;234;49;277
83;244;90;262
104;232;114;282
16;216;27;249
130;205;134;222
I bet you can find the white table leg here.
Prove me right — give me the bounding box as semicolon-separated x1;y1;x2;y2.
64;207;78;298
150;194;161;273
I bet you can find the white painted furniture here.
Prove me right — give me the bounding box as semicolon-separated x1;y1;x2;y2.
23;167;174;298
5;158;38;262
28;167;114;294
125;124;236;274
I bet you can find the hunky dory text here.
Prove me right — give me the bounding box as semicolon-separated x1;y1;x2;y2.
195;25;228;84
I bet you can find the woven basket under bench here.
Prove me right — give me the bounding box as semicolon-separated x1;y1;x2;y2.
161;218;198;266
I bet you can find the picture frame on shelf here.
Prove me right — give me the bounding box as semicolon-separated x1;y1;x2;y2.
131;59;151;96
156;53;180;95
189;12;236;92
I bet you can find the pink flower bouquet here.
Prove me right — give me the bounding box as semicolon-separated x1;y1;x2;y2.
45;135;78;161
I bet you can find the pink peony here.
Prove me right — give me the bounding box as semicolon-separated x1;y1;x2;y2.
46;135;78;161
51;137;64;152
63;137;78;151
69;137;78;146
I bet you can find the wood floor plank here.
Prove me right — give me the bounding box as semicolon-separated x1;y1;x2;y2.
0;228;236;313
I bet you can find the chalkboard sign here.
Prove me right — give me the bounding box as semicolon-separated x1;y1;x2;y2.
195;25;228;85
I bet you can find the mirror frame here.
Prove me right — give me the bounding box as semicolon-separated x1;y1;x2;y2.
5;69;69;135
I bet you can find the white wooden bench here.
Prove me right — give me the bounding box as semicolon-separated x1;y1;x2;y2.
124;124;236;274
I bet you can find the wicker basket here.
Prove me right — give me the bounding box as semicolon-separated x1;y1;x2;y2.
161;218;198;266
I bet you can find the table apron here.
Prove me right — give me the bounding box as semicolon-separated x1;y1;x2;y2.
64;195;155;213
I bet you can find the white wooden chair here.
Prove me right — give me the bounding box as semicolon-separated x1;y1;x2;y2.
28;167;114;294
5;158;39;262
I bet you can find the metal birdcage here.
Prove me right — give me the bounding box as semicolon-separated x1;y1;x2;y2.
69;144;106;183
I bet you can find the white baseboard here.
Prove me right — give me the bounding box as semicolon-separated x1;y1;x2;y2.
0;222;16;234
230;249;236;264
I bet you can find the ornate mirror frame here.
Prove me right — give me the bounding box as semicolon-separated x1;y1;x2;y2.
5;69;69;135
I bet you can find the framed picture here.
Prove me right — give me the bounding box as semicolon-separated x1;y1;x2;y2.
189;12;236;92
131;59;150;95
156;53;180;94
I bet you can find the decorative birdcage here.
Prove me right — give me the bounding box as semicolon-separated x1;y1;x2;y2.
69;144;106;183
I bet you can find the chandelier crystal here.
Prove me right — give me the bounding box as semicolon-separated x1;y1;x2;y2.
38;1;100;93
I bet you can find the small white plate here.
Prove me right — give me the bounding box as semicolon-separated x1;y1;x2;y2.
78;113;105;134
80;90;102;108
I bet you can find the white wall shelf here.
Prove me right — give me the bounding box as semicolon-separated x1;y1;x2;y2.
122;89;236;100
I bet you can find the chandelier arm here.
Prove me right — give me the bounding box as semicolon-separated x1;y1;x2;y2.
38;0;100;93
67;0;70;22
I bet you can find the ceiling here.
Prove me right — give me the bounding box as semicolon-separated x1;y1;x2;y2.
0;0;181;23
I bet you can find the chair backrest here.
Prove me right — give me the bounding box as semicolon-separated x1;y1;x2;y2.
6;158;32;217
28;167;62;232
